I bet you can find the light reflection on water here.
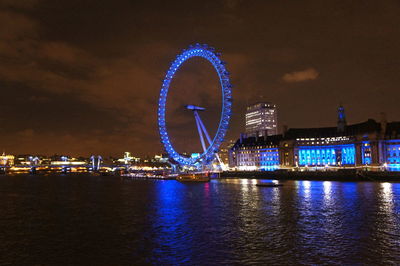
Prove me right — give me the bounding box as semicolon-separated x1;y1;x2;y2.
0;175;399;265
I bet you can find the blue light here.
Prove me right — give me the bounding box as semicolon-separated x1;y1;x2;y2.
260;148;279;171
387;164;400;171
361;141;372;165
157;44;232;167
385;142;400;171
298;144;355;166
191;153;200;159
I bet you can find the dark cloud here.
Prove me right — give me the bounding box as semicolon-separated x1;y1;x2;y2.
0;0;39;9
0;0;400;157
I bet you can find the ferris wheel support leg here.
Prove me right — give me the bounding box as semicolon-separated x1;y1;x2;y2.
195;112;226;170
194;111;207;153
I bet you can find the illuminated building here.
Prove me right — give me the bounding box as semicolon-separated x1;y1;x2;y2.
0;153;14;166
219;140;236;166
116;152;140;165
245;102;277;137
51;156;87;166
230;135;281;171
383;121;400;171
15;155;37;165
153;154;169;163
231;106;400;171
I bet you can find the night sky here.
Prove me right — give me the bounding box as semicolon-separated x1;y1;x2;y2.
1;0;400;157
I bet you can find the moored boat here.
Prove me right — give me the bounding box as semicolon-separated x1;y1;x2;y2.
176;172;210;182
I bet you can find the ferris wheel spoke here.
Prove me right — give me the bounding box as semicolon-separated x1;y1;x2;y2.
195;111;213;146
194;112;207;153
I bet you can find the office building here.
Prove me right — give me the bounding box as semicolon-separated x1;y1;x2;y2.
245;102;278;137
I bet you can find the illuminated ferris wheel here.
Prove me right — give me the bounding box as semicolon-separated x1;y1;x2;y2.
157;43;232;168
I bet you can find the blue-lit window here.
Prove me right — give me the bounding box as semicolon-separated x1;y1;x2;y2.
362;142;372;165
298;144;355;166
260;148;279;171
341;145;355;165
386;141;400;171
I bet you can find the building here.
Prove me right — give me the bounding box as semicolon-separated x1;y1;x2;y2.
245;102;278;137
231;106;400;171
229;134;281;171
153;154;169;163
50;156;87;166
219;140;236;166
0;153;14;166
14;154;37;165
115;152;140;165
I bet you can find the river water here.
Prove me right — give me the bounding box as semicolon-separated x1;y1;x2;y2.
0;175;399;265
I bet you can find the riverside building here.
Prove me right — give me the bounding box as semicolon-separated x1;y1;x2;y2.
245;102;278;137
0;153;14;166
230;106;400;172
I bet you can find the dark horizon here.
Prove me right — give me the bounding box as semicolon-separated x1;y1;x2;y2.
1;0;400;157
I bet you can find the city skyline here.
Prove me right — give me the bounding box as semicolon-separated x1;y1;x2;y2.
1;0;400;157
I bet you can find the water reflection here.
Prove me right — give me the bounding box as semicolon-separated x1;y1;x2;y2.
203;182;210;199
237;178;260;221
323;181;331;194
381;182;393;204
303;180;311;190
380;182;395;222
298;180;312;215
375;182;398;257
322;181;333;206
152;181;193;264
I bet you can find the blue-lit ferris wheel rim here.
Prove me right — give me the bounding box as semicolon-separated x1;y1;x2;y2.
158;44;232;166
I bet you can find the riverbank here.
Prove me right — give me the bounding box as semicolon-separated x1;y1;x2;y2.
3;170;400;182
221;170;400;182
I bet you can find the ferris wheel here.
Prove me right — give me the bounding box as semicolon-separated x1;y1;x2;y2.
157;43;232;168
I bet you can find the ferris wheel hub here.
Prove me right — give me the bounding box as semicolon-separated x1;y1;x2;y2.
185;105;206;111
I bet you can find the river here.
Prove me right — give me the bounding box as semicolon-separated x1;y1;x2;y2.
0;175;399;265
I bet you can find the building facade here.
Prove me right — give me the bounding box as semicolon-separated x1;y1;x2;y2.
245;102;278;137
219;140;236;167
229;135;281;171
231;108;400;172
0;153;14;166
